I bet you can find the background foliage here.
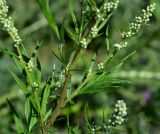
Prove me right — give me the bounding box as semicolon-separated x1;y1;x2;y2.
0;0;160;133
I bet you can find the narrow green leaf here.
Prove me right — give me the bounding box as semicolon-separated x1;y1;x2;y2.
82;53;97;81
67;86;72;98
88;0;97;11
67;115;71;134
25;97;31;123
12;57;23;71
0;47;17;58
64;26;78;44
31;41;42;58
72;123;79;133
38;0;60;40
21;43;29;57
35;58;41;86
29;116;37;132
28;94;38;113
22;54;30;63
68;0;79;34
121;51;136;63
60;21;65;44
84;104;92;130
59;19;66;62
8;72;38;115
109;63;124;73
108;51;136;73
105;26;110;55
89;53;97;71
78;15;85;40
44;108;52;121
51;50;63;62
7;99;25;133
9;70;29;94
41;79;51;115
14;115;25;134
98;13;112;31
77;73;129;95
6;99;18;117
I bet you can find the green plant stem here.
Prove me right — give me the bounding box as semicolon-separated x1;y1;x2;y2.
44;7;106;129
65;72;97;104
46;49;81;129
46;73;71;129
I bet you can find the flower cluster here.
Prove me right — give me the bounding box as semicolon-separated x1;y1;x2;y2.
0;0;8;18
55;71;65;88
27;59;34;72
94;100;127;132
113;100;127;124
32;82;38;89
96;9;101;19
81;0;92;22
98;62;104;70
0;0;21;46
122;3;156;38
80;38;87;49
90;26;98;38
107;100;127;128
103;0;119;12
114;41;128;50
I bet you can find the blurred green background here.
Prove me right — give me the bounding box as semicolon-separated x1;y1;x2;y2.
0;0;160;133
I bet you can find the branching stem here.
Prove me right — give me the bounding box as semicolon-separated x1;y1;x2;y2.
46;49;81;129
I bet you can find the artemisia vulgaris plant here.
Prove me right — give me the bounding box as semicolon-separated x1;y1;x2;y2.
0;0;155;133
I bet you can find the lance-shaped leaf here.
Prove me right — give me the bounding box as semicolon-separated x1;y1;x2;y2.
44;108;52;121
31;42;42;86
9;70;29;94
59;20;65;62
9;70;38;111
105;26;110;55
67;0;79;34
84;104;92;130
41;78;51;116
29;116;37;132
7;99;25;133
38;0;60;40
64;25;78;44
77;73;129;95
35;58;42;86
12;57;23;72
25;97;31;123
98;13;112;31
0;47;18;58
